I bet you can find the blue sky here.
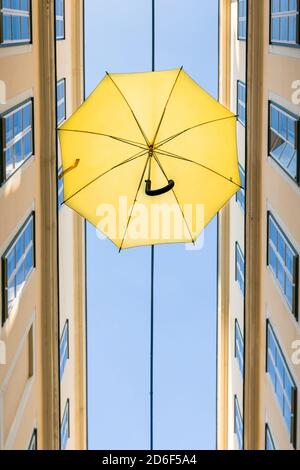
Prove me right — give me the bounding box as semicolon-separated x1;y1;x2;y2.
85;0;219;450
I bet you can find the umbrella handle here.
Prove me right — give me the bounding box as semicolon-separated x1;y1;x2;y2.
145;179;175;197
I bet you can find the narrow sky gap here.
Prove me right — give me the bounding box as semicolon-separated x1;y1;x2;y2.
86;0;218;450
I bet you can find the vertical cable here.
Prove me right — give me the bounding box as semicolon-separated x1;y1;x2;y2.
150;244;154;451
150;0;155;452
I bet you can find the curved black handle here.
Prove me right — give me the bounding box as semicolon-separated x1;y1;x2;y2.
145;179;175;196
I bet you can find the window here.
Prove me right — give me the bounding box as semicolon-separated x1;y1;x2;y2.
0;99;33;184
0;0;31;46
60;320;69;379
2;213;35;324
267;213;298;316
55;0;65;40
234;395;243;450
269;102;299;183
57;79;66;126
237;81;246;126
28;429;37;450
61;399;70;450
58;167;64;208
266;321;297;447
236;163;245;211
265;424;276;450
235;242;245;295
238;0;247;40
235;319;244;375
270;0;300;46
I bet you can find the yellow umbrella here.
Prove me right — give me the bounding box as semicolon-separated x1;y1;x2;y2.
58;67;240;250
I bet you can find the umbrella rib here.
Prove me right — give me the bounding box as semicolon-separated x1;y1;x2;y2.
105;71;151;147
155;148;243;189
153;152;195;245
119;155;151;252
58;128;147;151
155;114;237;149
152;66;183;145
63;149;149;205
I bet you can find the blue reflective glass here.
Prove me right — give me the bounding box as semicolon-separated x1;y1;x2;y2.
11;0;20;9
15;235;24;264
271;106;279;130
272;0;280;12
286;246;294;273
287;153;297;176
7;277;15;307
24;247;33;278
23;131;32;157
290;0;297;10
21;15;29;40
14;139;22;164
5;148;14;177
7;250;15;279
281;0;289;11
14;110;22;136
285;279;293;307
269;219;277;244
24;220;32;247
16;262;25;295
20;0;29;11
2;0;11;8
23;103;31;129
277;233;285;260
5;115;13;144
279;113;287;139
277;261;285;290
289;15;297;42
280;143;294;167
12;14;21;40
272;17;280;40
280;16;289;41
3;14;11;41
287;118;295;145
269;245;277;274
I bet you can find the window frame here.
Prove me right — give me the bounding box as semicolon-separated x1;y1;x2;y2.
56;78;66;126
60;399;70;450
234;319;244;375
237;80;247;127
265;423;276;450
234;395;244;450
28;428;37;450
57;165;64;209
268;100;300;185
0;97;35;186
236;163;246;212
0;0;32;48
267;212;299;318
269;0;300;48
60;319;69;380
55;0;65;41
266;320;297;448
235;241;245;296
1;211;36;325
238;0;247;41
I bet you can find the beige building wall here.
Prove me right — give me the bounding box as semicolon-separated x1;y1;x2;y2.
218;0;300;450
0;0;86;450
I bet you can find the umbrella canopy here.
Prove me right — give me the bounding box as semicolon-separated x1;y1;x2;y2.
58;68;240;250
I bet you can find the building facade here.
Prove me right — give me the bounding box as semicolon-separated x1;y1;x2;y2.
0;0;86;450
218;0;300;450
